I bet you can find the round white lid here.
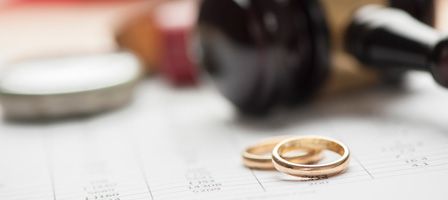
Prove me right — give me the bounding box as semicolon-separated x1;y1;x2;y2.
0;51;141;95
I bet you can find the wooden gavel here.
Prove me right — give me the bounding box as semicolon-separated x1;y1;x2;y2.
197;0;438;114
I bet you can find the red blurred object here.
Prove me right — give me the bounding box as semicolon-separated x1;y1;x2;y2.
155;0;198;86
162;28;197;85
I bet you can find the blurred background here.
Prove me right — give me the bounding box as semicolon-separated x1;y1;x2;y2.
0;0;198;82
0;0;448;120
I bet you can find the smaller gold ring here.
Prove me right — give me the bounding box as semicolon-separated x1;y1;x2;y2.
272;135;350;178
243;136;323;170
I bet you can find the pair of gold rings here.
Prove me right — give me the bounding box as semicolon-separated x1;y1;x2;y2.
243;135;350;178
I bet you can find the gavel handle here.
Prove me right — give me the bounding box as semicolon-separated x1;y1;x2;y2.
345;5;441;71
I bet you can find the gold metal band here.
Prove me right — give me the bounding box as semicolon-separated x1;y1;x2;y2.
243;136;323;170
272;135;350;178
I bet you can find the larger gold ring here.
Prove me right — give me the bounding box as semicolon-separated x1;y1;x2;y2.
272;135;350;178
243;136;323;170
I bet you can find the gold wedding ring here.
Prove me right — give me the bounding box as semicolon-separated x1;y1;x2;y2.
272;135;350;178
243;136;324;170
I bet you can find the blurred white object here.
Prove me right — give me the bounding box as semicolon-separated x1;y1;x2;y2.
0;51;142;120
155;0;198;29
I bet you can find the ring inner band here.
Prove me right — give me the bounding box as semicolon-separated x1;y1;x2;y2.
277;138;345;157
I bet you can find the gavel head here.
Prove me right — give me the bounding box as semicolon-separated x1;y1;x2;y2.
430;37;448;87
197;0;435;115
197;0;329;114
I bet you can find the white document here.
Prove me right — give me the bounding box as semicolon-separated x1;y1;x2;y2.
1;72;448;200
